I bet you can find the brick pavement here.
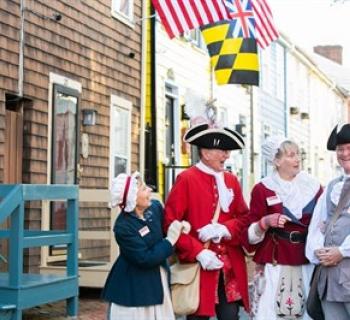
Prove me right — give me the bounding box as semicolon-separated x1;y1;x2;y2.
21;288;249;320
23;288;108;320
21;262;254;320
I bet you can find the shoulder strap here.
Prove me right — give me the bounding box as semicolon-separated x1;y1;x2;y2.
211;201;221;224
326;179;350;235
203;202;221;249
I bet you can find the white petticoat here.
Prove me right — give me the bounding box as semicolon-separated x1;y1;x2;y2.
251;263;314;320
108;266;175;320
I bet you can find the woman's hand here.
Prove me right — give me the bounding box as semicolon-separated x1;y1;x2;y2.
166;220;184;245
181;220;191;234
258;213;290;231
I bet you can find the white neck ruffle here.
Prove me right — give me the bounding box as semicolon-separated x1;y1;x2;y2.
196;161;234;212
261;171;320;219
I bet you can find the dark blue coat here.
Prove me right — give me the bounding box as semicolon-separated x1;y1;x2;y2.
101;200;174;306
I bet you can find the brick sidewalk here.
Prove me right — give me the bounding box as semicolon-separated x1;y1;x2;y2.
22;285;251;320
23;288;108;320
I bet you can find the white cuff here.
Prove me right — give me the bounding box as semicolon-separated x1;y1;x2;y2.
248;222;265;244
339;246;350;258
338;234;350;257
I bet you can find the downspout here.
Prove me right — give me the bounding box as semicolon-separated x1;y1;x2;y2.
284;46;289;136
18;0;25;96
150;4;158;191
139;0;147;175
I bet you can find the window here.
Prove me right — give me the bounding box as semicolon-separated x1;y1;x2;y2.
275;44;285;101
261;124;271;178
183;29;205;49
112;0;133;23
110;95;132;184
51;85;79;232
217;107;228;127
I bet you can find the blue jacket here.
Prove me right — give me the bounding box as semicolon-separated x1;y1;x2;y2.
101;200;174;306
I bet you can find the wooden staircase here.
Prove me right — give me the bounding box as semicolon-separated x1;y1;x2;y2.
0;184;79;320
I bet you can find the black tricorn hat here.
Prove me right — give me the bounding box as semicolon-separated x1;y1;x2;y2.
183;123;245;150
327;123;350;151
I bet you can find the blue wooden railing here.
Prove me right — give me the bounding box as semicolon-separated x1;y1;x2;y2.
0;184;79;320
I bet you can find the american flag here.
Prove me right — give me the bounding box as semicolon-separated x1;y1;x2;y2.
250;0;279;48
224;0;256;38
152;0;230;38
224;0;278;48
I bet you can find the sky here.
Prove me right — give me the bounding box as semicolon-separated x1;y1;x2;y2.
268;0;350;67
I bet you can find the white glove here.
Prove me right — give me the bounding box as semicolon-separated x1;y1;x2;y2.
166;220;183;245
211;223;231;243
181;221;191;234
196;249;224;270
198;223;231;243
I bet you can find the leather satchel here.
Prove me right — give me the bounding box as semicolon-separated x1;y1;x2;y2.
306;265;324;320
170;261;201;315
170;202;221;316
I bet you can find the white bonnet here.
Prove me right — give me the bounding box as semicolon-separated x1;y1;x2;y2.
262;135;288;164
110;171;140;212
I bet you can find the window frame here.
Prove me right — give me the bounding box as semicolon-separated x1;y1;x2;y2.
111;0;134;26
109;95;132;188
183;29;206;50
51;84;80;186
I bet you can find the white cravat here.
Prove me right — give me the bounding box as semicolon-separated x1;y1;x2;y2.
196;161;234;212
261;171;320;219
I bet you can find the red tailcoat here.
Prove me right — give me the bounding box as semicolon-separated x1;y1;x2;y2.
243;182;323;265
164;166;250;316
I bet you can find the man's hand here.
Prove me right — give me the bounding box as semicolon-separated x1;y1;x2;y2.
198;223;231;243
316;247;343;266
196;249;224;270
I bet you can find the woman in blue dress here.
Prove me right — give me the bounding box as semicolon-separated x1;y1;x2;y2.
102;171;188;320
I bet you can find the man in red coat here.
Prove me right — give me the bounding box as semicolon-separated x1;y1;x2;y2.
164;122;250;320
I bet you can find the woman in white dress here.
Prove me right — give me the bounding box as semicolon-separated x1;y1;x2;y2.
243;136;322;319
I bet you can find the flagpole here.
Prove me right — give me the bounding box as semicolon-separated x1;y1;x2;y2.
249;85;255;186
209;58;214;100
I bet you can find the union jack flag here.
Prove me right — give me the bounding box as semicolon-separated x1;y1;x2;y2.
224;0;256;38
224;0;279;48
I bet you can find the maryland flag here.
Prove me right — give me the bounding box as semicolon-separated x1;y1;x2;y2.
201;20;259;86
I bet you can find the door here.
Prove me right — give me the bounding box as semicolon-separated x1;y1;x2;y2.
4;110;23;183
2;109;23;270
50;84;79;236
165;95;175;166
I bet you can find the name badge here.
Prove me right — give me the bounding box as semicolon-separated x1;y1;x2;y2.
266;195;281;206
138;226;150;237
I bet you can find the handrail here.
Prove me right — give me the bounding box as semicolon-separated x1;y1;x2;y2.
0;184;79;318
0;185;22;224
22;184;79;201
